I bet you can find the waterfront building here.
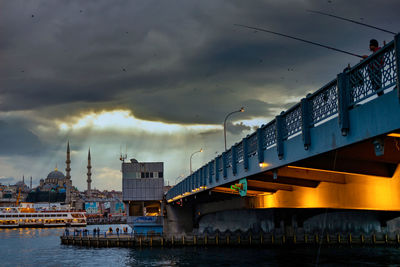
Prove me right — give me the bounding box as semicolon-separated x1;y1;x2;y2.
122;158;164;235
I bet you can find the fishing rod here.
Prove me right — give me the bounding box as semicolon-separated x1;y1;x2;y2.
307;9;396;35
234;24;364;58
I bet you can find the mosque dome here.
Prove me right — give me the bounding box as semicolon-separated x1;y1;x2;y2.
47;169;65;180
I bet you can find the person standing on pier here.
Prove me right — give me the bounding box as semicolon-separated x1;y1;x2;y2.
362;39;383;96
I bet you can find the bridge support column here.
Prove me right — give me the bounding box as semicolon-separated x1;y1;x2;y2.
276;114;285;159
202;166;207;187
164;205;194;235
200;167;204;187
394;33;400;101
215;156;220;182
232;145;237;175
243;137;249;170
190;174;194;192
209;161;213;184
257;128;265;163
222;152;227;178
301;97;311;150
196;171;200;189
338;71;350;136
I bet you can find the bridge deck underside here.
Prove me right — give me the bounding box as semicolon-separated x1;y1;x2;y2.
171;133;397;213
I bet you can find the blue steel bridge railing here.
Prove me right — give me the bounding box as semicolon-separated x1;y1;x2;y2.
167;35;399;201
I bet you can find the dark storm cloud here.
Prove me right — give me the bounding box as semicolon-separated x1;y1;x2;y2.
227;122;251;135
0;120;44;155
0;0;399;125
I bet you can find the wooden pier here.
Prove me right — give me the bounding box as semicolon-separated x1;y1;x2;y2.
60;232;400;248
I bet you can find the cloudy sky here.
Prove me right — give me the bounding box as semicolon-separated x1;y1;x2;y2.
0;0;399;190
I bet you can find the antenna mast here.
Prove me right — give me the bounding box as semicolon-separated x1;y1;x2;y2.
119;145;127;163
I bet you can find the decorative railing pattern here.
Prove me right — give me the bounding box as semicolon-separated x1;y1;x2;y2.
167;37;398;201
226;149;232;166
216;156;222;171
283;104;302;137
263;121;276;148
349;44;397;105
237;142;244;162
247;133;258;155
309;80;338;125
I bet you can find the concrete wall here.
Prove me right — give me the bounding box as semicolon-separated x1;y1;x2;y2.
123;178;163;201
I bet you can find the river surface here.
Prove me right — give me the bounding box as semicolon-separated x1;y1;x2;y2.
2;225;400;266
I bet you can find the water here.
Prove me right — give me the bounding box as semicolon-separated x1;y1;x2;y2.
1;226;400;266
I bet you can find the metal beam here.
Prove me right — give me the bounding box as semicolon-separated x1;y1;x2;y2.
212;186;265;196
247;180;293;191
278;166;346;184
250;173;320;188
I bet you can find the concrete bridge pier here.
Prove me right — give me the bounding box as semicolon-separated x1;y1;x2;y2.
164;204;195;235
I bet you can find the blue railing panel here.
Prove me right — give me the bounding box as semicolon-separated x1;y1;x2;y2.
309;80;338;126
349;43;396;105
263;121;276;148
237;142;244;162
283;104;302;138
217;156;222;172
226;148;232;167
247;133;257;155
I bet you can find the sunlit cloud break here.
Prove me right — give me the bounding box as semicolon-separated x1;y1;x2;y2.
58;110;222;134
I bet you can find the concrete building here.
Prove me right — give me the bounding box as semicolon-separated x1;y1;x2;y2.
122;158;164;235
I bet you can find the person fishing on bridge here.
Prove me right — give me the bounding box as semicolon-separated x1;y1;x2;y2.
362;39;384;96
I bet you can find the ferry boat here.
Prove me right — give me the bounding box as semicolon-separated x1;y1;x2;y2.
0;203;86;228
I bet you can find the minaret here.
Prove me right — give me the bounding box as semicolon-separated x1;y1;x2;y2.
30;176;32;189
87;148;92;198
65;141;71;204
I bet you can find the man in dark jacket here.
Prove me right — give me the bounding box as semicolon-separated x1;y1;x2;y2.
363;39;383;96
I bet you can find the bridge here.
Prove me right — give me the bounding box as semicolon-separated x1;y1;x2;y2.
165;34;400;234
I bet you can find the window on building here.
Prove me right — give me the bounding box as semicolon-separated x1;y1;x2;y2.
150;172;153;178
141;172;145;178
154;172;158;178
146;172;149;178
158;172;163;178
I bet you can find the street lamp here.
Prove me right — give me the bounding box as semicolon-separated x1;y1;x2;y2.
224;107;245;151
190;148;203;174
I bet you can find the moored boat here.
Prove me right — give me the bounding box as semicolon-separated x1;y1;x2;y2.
0;203;86;228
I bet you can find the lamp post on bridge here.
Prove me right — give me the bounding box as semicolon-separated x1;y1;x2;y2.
190;148;203;174
224;107;245;151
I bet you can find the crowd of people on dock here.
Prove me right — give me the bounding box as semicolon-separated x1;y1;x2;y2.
64;226;131;237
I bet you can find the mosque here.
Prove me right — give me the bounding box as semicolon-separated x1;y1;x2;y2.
27;142;93;206
39;169;69;191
